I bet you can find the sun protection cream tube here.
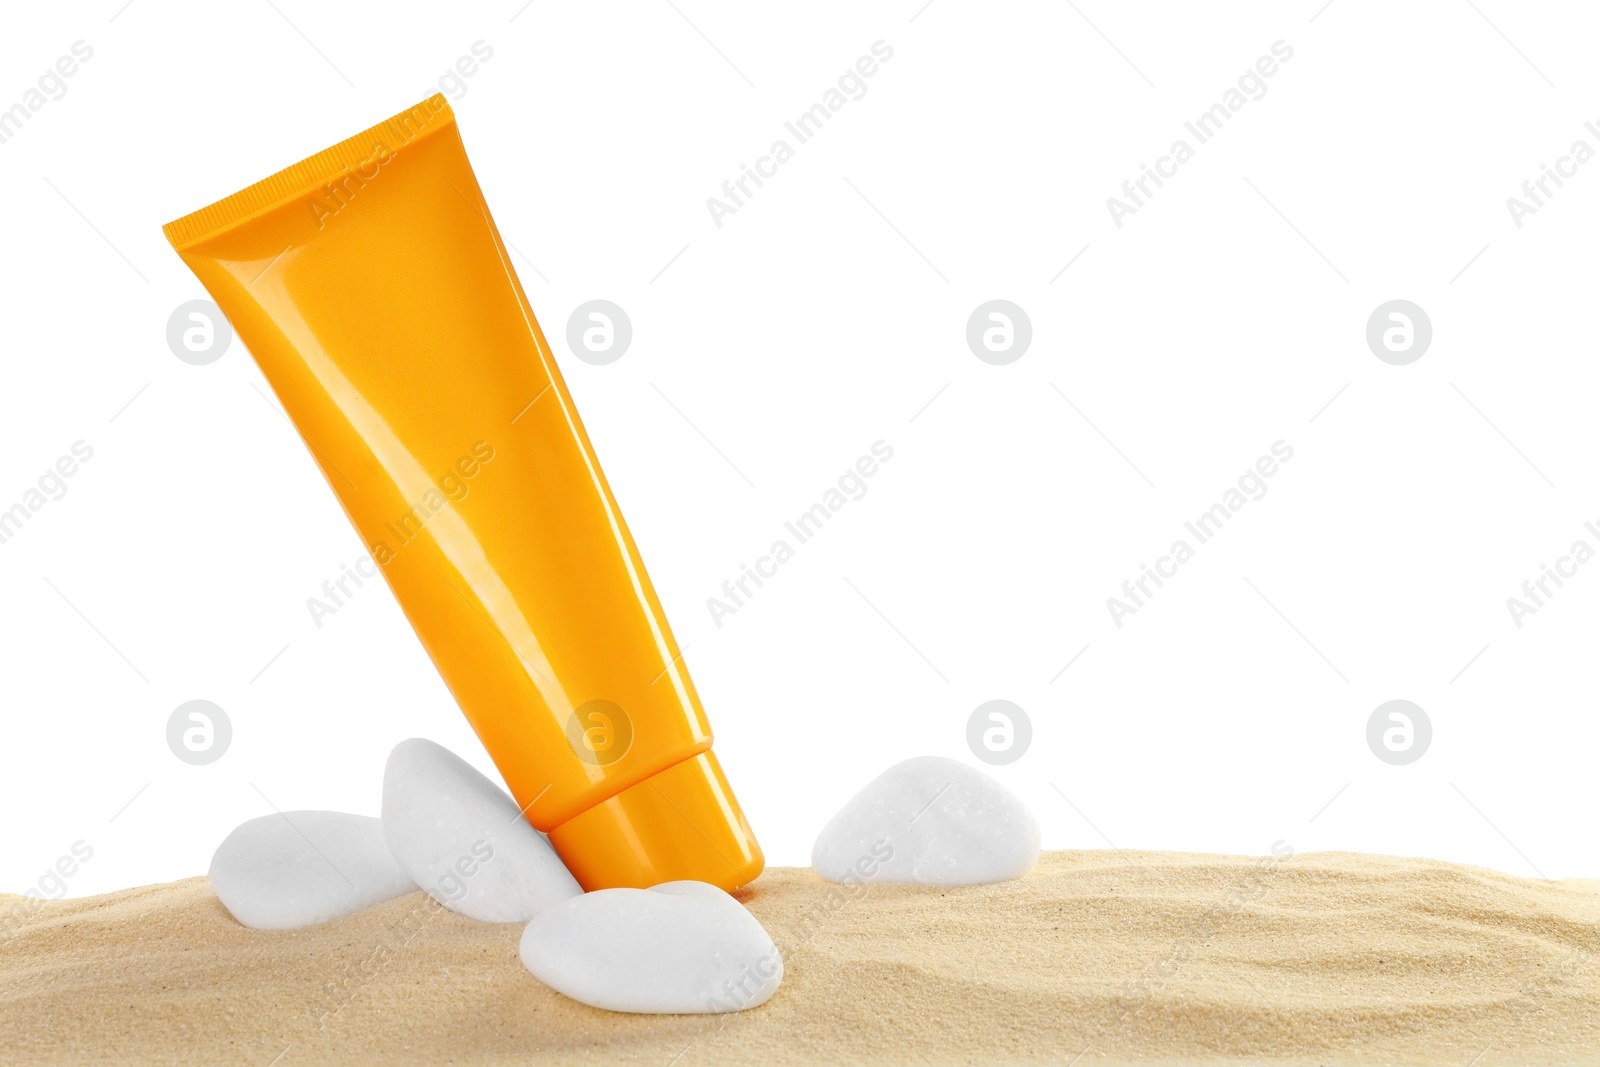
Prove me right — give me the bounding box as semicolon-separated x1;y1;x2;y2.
162;96;762;892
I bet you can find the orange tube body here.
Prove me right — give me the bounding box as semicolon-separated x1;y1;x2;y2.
164;96;762;892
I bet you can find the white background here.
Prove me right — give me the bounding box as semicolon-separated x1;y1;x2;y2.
3;0;1598;899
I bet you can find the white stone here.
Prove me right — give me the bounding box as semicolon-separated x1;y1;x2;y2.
382;737;581;923
519;881;782;1014
812;755;1040;885
209;811;414;930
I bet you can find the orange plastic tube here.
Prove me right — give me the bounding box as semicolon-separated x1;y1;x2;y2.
163;96;762;892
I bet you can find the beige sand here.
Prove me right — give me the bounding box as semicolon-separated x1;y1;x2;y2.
3;850;1598;1065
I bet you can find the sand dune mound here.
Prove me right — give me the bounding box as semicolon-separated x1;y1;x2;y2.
3;850;1597;1065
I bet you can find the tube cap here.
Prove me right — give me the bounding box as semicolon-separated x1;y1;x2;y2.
547;750;764;892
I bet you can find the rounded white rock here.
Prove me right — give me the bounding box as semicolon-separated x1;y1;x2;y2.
209;810;414;930
519;881;783;1014
812;755;1040;885
382;737;582;923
